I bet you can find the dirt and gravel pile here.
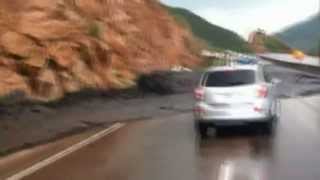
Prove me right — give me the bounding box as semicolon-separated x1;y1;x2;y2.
0;0;200;101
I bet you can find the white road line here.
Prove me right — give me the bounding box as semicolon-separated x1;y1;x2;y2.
218;161;235;180
6;123;125;180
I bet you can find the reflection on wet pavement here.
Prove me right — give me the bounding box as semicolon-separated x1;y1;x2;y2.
200;97;320;180
199;126;273;180
2;97;320;180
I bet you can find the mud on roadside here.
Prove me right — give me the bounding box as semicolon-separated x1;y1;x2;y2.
0;71;200;156
1;66;320;156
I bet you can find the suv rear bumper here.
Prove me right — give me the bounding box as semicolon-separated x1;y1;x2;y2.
197;117;271;126
194;100;273;122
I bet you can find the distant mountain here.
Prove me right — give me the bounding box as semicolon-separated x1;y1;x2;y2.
276;14;320;54
164;6;251;52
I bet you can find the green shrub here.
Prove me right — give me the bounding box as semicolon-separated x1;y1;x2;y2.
164;5;252;53
87;21;102;39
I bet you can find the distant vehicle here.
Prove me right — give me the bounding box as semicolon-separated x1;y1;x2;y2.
194;65;280;138
235;57;258;65
292;50;305;60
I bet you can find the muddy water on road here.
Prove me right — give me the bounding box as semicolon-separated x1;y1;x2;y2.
2;97;320;180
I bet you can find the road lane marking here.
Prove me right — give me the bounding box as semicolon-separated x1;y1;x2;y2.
218;161;235;180
6;123;125;180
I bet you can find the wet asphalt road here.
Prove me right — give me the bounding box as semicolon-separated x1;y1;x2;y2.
3;95;320;180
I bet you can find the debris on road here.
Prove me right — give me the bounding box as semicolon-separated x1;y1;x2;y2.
138;71;201;95
1;65;320;156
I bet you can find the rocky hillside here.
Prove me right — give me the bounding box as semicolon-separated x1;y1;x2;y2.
0;0;200;101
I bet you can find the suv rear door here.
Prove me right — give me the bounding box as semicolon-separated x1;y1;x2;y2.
203;69;264;105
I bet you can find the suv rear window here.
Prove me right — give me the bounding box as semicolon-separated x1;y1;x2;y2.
205;70;256;87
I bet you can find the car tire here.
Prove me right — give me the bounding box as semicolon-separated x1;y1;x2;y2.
264;120;273;135
198;123;208;139
263;117;277;135
264;102;280;135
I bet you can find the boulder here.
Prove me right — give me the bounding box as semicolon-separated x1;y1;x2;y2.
0;31;36;58
0;67;29;96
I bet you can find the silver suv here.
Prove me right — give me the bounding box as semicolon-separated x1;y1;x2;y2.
194;65;279;137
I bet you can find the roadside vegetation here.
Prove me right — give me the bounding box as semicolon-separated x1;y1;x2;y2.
263;36;292;53
164;5;252;53
249;30;292;53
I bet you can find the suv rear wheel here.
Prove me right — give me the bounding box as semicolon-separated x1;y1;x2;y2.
198;123;208;139
263;116;277;135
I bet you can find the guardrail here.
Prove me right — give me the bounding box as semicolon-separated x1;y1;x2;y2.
258;53;320;75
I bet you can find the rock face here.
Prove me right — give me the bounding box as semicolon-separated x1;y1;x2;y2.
0;0;200;101
248;30;292;54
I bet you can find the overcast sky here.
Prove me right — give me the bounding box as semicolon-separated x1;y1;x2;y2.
161;0;319;39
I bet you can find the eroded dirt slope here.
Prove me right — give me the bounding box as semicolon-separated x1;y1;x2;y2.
0;0;200;101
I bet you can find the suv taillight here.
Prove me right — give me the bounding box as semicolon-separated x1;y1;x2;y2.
257;85;268;98
194;87;204;101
